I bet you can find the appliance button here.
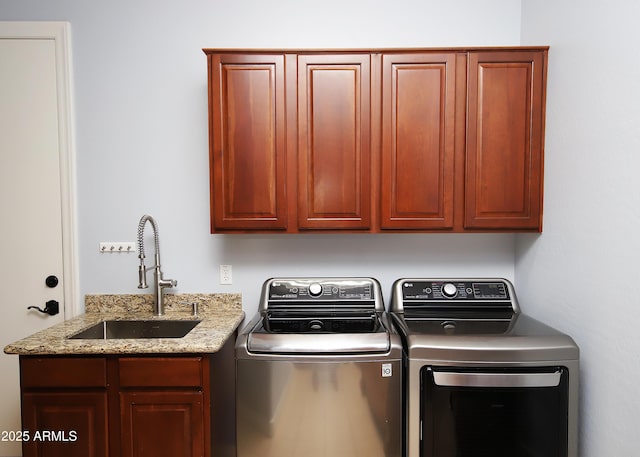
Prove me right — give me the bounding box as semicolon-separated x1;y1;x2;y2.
309;283;323;297
442;283;457;298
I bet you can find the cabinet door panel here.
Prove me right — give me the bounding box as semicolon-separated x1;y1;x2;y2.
381;53;456;229
209;54;287;230
465;51;545;230
120;391;204;457
298;54;371;229
21;392;108;457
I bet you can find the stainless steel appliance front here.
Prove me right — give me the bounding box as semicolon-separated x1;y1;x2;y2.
237;278;402;457
390;278;579;457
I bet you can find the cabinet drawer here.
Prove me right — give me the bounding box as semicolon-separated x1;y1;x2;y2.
21;357;107;388
119;357;203;388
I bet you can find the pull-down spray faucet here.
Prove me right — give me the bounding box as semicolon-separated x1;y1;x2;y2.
137;214;177;316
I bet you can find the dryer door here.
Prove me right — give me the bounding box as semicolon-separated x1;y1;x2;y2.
421;366;569;457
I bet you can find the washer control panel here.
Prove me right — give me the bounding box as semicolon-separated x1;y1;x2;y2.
261;278;384;313
267;278;374;301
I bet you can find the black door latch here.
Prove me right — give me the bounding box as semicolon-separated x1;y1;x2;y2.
28;300;60;316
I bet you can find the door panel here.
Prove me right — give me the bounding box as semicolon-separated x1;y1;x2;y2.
120;391;205;457
0;22;74;457
422;366;568;457
21;392;108;457
209;53;288;230
381;53;456;229
297;54;371;229
465;51;545;230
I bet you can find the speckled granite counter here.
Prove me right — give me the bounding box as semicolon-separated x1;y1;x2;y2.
4;293;244;355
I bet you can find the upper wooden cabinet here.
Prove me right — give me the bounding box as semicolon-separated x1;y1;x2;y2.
297;54;372;229
380;52;457;229
204;47;548;233
208;53;288;230
465;50;545;230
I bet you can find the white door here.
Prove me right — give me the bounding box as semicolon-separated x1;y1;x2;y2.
0;22;77;457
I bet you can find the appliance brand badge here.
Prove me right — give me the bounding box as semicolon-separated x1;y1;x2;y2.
382;363;392;377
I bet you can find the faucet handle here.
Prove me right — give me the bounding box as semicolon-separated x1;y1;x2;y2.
158;278;177;289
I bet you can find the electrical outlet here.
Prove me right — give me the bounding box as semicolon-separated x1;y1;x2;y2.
220;265;232;285
99;242;136;253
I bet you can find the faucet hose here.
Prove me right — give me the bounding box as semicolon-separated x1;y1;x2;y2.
137;214;160;261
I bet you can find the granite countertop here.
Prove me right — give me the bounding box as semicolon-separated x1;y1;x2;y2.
4;293;244;356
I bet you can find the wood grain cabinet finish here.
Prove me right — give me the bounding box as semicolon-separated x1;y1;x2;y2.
380;52;457;229
118;357;207;457
208;53;288;230
120;391;204;457
204;47;547;233
465;50;546;230
19;343;236;457
297;54;372;229
21;391;109;457
20;357;109;457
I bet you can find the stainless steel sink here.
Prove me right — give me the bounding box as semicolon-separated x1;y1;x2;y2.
68;320;201;339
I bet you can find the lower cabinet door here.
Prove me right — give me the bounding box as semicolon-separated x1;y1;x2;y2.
21;391;108;457
120;391;205;457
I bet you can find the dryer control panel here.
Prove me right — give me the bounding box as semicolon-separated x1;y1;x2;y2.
391;278;519;313
401;281;510;300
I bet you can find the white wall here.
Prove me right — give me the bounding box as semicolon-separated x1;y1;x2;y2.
518;1;640;455
0;0;522;316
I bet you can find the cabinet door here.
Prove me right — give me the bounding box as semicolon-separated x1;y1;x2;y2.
297;54;372;229
21;392;108;457
120;391;205;457
208;53;288;231
465;50;546;230
381;53;457;229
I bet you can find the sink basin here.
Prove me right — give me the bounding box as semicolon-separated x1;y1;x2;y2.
68;320;201;340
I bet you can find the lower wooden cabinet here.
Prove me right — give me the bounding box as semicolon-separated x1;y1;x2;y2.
21;391;109;457
120;391;204;457
20;357;109;457
118;356;207;457
19;341;235;457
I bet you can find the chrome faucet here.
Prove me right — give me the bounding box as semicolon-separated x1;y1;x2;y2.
137;214;177;316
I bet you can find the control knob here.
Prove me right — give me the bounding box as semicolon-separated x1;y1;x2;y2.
308;283;323;297
442;283;458;298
